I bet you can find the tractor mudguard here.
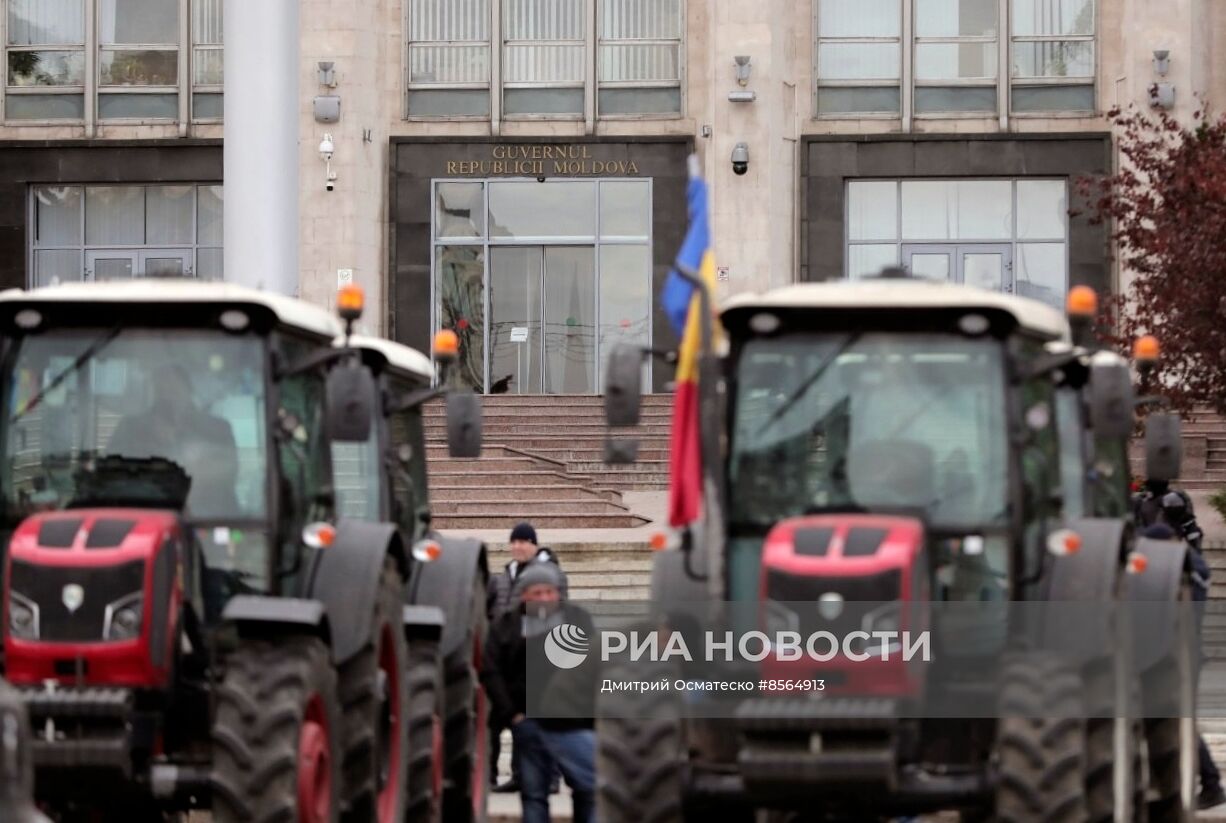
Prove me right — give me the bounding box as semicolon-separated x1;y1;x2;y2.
1124;536;1191;674
221;595;330;643
410;534;488;664
309;519;406;665
1042;518;1125;658
403;604;445;643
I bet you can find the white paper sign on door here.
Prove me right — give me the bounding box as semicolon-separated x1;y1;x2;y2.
510;327;529;343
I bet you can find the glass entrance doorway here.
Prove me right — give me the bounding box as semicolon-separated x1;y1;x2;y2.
490;246;596;394
432;177;653;394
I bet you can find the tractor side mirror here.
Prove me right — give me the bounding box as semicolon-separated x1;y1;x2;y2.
1088;362;1134;440
326;361;374;443
1144;412;1183;482
605;344;644;427
446;391;483;458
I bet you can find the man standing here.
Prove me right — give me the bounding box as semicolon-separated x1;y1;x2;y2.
486;522;566;792
483;563;597;823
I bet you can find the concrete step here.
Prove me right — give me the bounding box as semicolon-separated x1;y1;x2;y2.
472;435;672;450
519;448;672;462
430;484;622;503
564;459;670;474
431;512;649;529
424;407;673;420
429;470;593;486
429;457;558;473
432;499;633;515
485;554;657;574
427;424;671;437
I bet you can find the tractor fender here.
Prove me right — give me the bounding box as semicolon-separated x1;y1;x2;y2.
649;548;710;656
221;595;331;645
403;604;445;643
1124;536;1191;673
410;534;489;663
309;519;407;665
1042;518;1125;658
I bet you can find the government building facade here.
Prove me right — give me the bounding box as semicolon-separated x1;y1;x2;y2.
2;0;1223;394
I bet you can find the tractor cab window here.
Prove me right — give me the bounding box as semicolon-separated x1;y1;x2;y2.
333;427;381;521
273;337;333;538
2;329;267;524
730;333;1009;536
1054;386;1088;519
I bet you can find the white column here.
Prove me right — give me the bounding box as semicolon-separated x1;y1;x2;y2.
223;0;299;295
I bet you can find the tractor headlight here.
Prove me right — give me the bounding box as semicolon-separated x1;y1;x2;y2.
104;593;143;641
8;593;38;640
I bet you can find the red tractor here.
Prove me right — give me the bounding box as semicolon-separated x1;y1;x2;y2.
598;275;1196;821
0;280;487;822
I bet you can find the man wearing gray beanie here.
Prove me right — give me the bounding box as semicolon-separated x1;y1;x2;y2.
483;556;596;823
487;522;568;793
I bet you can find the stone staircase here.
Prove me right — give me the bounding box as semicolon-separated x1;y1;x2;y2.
425;394;672;530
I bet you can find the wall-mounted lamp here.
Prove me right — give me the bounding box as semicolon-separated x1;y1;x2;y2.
734;55;752;87
317;61;337;88
1152;50;1170;77
319;134;338;191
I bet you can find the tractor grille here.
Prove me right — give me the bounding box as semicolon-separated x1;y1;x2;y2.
10;559;145;642
765;569;902;636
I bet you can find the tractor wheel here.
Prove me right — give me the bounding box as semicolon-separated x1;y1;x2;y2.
1142;585;1197;823
994;652;1088;823
337;558;410;823
441;574;488;823
596;662;684;823
211;636;341;823
404;635;444;823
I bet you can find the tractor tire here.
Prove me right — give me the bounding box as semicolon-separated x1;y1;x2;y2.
441;574;488;823
211;636;342;823
337;559;411;823
596;662;684;823
404;636;444;823
994;653;1088;823
1143;581;1197;823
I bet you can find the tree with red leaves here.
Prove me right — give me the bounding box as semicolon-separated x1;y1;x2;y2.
1076;103;1226;414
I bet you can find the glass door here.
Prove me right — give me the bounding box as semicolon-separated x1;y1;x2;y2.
85;250;137;280
958;245;1012;293
140;250;193;277
489;247;543;394
902;245;955;281
543;246;596;394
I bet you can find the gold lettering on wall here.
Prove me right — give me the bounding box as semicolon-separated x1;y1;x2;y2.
445;144;640;177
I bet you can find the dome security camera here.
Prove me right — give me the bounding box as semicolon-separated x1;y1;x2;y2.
731;142;749;176
318;134;335;161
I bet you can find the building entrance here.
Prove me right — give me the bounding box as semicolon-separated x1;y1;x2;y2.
432;177;652;394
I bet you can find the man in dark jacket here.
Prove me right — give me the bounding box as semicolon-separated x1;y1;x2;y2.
486;522;567;791
482;562;597;823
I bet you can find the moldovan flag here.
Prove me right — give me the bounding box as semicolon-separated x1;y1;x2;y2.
660;156;718;527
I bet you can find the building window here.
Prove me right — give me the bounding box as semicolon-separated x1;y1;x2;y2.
432;178;652;393
815;0;1094;118
406;0;683;118
5;0;223;124
192;0;223;120
815;0;901;115
1010;0;1094;112
845;178;1069;308
29;183;224;285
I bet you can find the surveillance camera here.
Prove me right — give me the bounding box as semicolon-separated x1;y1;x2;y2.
326;180;335;192
536;175;546;183
318;134;335;161
731;142;749;176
